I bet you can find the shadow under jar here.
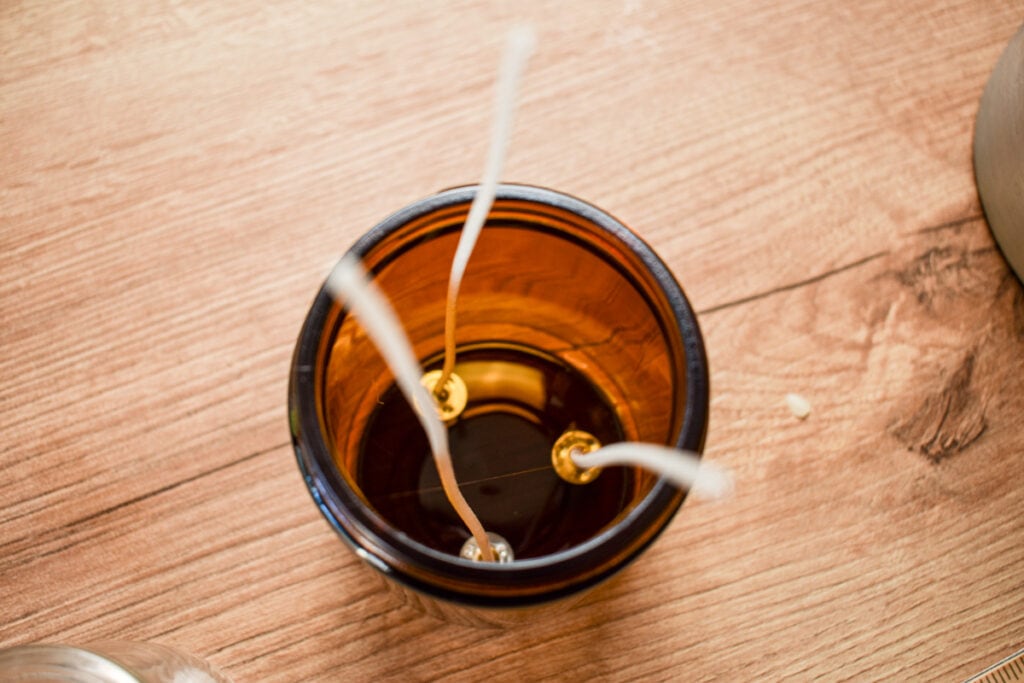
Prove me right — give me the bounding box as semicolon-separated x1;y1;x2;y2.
289;184;709;625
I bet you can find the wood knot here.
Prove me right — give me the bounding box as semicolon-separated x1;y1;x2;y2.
895;246;977;309
890;351;987;463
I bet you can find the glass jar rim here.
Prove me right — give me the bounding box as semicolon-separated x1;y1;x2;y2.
288;183;709;607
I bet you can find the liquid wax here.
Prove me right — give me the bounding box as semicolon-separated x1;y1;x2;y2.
356;344;633;559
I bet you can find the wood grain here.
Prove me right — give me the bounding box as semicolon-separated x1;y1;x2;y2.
3;0;1023;680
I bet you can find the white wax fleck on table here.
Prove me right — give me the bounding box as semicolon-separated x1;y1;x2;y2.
785;393;812;420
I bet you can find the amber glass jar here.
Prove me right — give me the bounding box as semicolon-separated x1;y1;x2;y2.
289;184;708;623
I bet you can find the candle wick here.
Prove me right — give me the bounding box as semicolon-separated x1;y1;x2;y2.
571;443;733;500
325;255;496;562
435;25;536;396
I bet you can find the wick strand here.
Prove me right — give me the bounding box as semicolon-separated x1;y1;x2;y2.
326;255;495;561
436;25;536;394
572;443;733;500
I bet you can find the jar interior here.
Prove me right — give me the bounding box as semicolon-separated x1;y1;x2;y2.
320;199;685;559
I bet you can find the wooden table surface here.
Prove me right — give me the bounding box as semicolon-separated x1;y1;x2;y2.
3;1;1023;680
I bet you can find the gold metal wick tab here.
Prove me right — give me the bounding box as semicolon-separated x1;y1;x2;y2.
420;369;468;422
552;429;602;484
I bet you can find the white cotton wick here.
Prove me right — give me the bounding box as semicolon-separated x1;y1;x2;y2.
325;255;495;562
571;443;733;500
437;25;536;387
